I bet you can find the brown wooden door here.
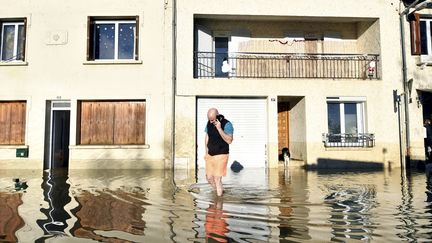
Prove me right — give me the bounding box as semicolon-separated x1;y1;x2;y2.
278;102;290;155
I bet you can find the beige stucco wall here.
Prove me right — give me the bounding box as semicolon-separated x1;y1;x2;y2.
175;0;403;169
0;0;173;169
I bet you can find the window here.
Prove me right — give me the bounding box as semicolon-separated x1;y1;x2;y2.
324;97;373;147
420;18;432;55
410;14;432;57
87;17;139;61
78;101;145;145
0;19;26;62
0;101;26;145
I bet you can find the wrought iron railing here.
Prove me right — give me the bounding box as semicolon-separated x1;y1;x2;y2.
194;52;380;79
322;133;375;148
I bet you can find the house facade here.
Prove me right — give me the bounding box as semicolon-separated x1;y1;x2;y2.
0;0;173;169
1;0;423;171
173;0;404;171
401;0;432;163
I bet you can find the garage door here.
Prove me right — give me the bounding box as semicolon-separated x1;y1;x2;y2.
197;98;268;168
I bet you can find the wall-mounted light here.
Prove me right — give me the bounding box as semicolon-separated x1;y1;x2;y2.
417;94;423;108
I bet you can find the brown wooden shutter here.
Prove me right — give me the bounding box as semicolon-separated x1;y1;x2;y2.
10;102;26;144
0;102;25;145
80;101;115;145
21;18;27;61
135;16;139;60
409;13;421;55
87;17;95;61
0;103;11;144
113;101;145;144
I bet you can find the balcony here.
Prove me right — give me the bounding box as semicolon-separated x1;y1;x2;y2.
322;133;375;148
194;52;380;79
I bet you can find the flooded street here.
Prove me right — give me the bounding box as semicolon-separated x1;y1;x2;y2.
1;167;432;242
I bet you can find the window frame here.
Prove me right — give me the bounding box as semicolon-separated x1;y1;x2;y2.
326;97;367;144
0;19;26;62
420;17;432;56
87;16;139;61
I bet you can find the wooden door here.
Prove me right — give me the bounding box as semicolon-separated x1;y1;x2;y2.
278;102;290;155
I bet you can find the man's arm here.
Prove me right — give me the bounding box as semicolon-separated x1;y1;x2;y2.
215;120;233;144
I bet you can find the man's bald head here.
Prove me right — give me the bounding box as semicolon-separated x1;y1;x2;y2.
207;108;219;122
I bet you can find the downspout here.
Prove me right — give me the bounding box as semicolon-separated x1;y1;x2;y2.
171;0;177;167
399;0;419;168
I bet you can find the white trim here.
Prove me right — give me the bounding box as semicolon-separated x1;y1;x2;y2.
1;22;24;61
93;20;136;60
48;100;71;168
326;98;367;134
327;96;366;102
83;60;142;65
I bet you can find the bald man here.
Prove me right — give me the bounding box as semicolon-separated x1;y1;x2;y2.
204;108;234;196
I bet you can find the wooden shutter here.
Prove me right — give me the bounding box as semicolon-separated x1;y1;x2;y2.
114;101;145;144
0;102;25;145
0;103;11;144
135;16;139;60
80;101;145;145
409;13;421;55
10;102;26;144
86;17;95;61
80;101;114;145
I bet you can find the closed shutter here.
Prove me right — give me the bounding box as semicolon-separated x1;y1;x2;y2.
409;13;421;55
80;102;115;144
197;98;267;168
80;101;145;145
0;101;26;145
113;101;145;144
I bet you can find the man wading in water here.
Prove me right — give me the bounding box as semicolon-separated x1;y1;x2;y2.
204;108;234;197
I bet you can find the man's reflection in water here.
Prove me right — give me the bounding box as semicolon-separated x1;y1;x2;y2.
205;196;229;243
36;169;71;242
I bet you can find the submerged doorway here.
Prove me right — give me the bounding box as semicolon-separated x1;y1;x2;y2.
44;101;71;170
278;102;290;156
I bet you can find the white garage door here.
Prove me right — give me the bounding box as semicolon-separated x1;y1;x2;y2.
197;98;268;169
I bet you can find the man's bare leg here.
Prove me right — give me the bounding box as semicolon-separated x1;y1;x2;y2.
207;175;216;190
214;176;223;196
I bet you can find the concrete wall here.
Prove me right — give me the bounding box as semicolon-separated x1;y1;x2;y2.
0;0;173;169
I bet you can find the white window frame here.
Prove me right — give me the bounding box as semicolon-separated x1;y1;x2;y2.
0;22;24;62
421;18;432;56
93;20;136;60
326;97;366;146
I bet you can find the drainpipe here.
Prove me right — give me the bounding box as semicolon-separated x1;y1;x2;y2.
399;0;421;168
171;0;177;167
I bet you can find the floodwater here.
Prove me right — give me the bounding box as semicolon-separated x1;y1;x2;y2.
1;166;432;242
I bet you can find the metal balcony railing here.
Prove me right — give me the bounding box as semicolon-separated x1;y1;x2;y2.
194;52;380;79
322;133;375;148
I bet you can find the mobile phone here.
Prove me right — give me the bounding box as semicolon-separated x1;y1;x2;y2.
216;115;223;122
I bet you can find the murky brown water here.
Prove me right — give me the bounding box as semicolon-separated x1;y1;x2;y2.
0;167;431;242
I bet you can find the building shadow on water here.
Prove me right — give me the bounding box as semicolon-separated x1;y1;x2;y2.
306;158;384;173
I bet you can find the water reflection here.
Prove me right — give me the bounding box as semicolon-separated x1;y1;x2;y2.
0;193;24;242
2;167;432;242
71;188;148;242
204;197;229;242
36;169;71;241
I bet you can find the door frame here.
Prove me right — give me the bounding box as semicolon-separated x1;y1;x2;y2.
44;100;71;169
